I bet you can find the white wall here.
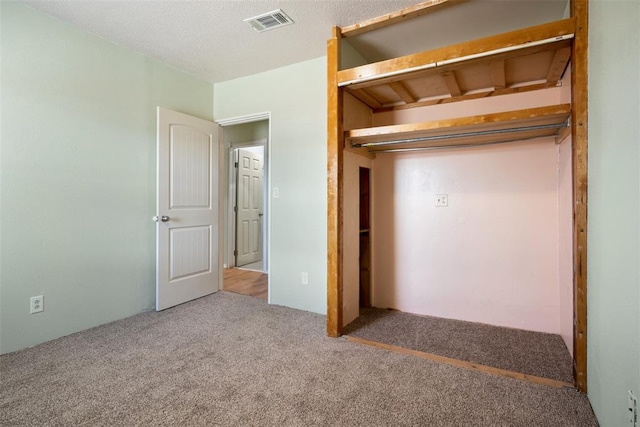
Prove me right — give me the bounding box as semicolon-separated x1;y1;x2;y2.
369;89;573;335
558;70;574;355
373;88;573;336
372;140;564;333
557;136;573;354
0;3;213;354
373;87;566;126
214;58;327;315
587;1;640;426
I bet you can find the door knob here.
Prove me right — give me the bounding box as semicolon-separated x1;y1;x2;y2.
153;215;171;222
258;213;264;217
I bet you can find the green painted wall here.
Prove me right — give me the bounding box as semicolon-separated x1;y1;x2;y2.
587;1;640;425
214;58;327;315
0;3;213;353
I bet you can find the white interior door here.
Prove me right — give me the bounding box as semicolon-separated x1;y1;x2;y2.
235;147;263;267
156;107;219;311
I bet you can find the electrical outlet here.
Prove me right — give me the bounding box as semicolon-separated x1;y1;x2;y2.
30;295;44;314
301;272;309;285
273;187;280;199
435;194;448;207
629;390;638;426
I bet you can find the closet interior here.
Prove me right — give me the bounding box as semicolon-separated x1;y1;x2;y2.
327;0;588;391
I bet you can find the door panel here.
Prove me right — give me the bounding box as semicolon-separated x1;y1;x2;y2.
169;226;211;281
169;125;211;208
156;107;219;311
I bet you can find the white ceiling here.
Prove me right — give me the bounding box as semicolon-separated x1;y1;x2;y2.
22;0;569;84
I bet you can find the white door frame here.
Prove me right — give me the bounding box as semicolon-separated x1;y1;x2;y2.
216;112;271;300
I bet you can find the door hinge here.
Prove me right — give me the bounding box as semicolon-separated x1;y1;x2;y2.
233;250;238;256
234;162;238;168
234;206;237;213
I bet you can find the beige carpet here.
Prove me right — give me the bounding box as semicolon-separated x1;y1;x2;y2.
344;308;574;383
1;292;597;426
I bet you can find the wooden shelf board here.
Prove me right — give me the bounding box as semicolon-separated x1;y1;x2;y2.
338;18;574;86
346;104;571;150
344;39;571;110
374;82;558;113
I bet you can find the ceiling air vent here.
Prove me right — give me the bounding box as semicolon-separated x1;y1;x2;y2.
244;9;294;33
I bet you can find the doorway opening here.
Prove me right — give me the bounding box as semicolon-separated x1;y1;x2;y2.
359;167;371;309
218;114;270;301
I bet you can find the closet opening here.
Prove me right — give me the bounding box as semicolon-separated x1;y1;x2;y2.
327;0;588;391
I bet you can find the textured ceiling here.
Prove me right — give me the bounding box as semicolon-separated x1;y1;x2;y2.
21;0;568;84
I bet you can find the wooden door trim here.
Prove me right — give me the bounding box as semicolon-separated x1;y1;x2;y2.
570;0;588;393
327;27;344;337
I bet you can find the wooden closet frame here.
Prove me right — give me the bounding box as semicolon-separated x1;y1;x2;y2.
326;0;589;392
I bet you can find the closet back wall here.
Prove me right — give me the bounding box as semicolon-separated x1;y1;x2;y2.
372;140;565;334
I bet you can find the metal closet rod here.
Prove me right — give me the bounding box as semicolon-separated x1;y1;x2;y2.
350;121;569;149
369;134;559;154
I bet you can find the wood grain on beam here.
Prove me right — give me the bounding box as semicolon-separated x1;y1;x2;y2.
347;104;572;146
338;18;575;86
349;89;383;109
440;71;462;96
389;81;417;104
491;60;506;89
570;0;588;394
327;26;344;337
373;82;557;113
344;39;570;92
340;0;466;37
345;336;576;389
547;46;572;83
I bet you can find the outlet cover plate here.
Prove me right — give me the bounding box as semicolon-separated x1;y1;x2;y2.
435;194;448;207
30;295;44;314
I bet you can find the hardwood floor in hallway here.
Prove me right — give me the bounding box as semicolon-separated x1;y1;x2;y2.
223;268;268;300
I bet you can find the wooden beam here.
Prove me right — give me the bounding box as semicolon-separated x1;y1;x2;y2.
547;46;572;83
491;60;506;89
344;336;576;390
340;0;466;38
327;27;344;338
338;18;575;86
388;81;417;104
373;82;558;113
346;104;571;148
344;38;570;92
349;88;383;109
571;0;588;394
440;71;462;96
